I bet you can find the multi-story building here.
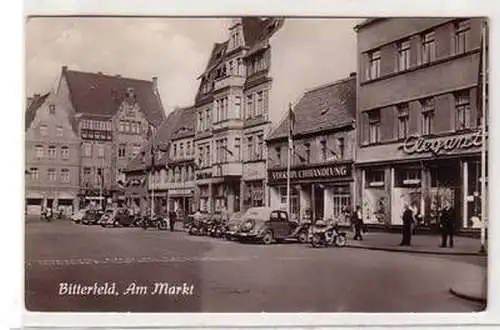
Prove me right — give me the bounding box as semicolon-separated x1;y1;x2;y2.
54;66;166;208
25;92;80;215
355;18;488;231
193;17;284;213
266;74;357;223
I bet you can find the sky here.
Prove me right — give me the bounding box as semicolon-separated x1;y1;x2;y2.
25;17;359;125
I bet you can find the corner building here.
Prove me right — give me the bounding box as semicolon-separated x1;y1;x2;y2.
193;17;284;213
355;18;488;231
266;74;357;223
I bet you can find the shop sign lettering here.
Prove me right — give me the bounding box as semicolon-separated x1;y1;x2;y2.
196;172;212;180
400;132;485;156
268;164;352;183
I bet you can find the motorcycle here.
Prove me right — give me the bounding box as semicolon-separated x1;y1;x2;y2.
207;220;225;238
310;221;347;248
141;215;169;230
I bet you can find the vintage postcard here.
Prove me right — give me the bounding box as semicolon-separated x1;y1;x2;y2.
24;15;488;316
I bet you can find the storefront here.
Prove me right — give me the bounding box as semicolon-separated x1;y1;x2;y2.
168;188;194;215
357;131;487;230
243;180;264;210
268;161;354;223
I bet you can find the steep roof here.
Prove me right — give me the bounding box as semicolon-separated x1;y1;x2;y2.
124;107;185;172
267;75;356;141
62;68;166;127
353;18;386;31
170;106;196;141
25;93;49;131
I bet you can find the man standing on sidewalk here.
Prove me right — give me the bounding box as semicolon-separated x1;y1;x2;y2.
352;206;363;240
400;204;414;246
439;201;455;248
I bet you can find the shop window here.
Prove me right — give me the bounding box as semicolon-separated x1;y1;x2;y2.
455;90;471;131
332;193;351;223
398;103;409;139
395;169;421;187
397;40;411;72
368;110;381;144
366;170;385;187
278;186;300;219
421;31;436;64
421;98;434;135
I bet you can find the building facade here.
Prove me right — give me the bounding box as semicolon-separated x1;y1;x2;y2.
25;92;80;215
355;18;488;230
193;17;284;213
55;67;165;209
267;75;357;223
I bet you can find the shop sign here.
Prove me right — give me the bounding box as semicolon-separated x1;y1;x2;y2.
399;131;485;156
196;172;212;180
268;163;352;184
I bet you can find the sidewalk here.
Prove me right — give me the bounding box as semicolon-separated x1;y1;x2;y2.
449;265;487;303
346;231;487;256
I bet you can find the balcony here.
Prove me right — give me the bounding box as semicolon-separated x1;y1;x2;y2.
212;162;243;178
214;75;245;91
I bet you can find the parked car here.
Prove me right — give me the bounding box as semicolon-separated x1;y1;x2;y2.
224;212;243;240
81;209;104;225
234;207;300;245
100;209;118;227
71;209;87;223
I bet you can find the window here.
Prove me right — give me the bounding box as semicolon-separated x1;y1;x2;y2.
256;134;264;160
235;138;241;161
275;146;281;165
35;145;44;159
60;169;70;183
56;126;63;136
368;110;381;144
421;31;436;64
48;168;57;181
397;40;411;71
256;91;264;117
180;142;184;157
302;143;311;164
131;145;141;158
455;20;470;54
366;170;385;187
398;103;410;139
49;104;56;115
205;145;210;166
235;96;241;119
173;144;177;158
206;109;211;128
337;138;345;159
186;141;191;156
368;50;381;80
247;136;254;161
61;146;69;159
455;90;471;130
118;144;126;158
198;112;203;131
39;124;48;136
320;139;327;161
246;94;253;119
29;168;39;181
97;144;105;158
396;168;421;186
48;146;56;159
421;98;435;135
83;167;91;179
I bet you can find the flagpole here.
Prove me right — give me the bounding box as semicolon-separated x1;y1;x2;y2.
287;102;293;219
479;21;487;254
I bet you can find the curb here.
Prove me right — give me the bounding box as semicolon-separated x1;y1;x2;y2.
346;244;486;256
449;287;487;304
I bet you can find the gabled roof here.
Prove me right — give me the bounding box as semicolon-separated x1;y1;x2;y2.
170;106;196;141
25;93;50;131
267;75;356;141
62;68;166;127
124;107;185;172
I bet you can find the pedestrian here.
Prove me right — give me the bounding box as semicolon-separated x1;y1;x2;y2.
439;201;455;248
352;206;363;240
400;204;414;246
169;209;176;232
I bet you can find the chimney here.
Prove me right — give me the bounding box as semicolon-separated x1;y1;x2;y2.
349;72;357;77
62;65;68;72
152;76;158;94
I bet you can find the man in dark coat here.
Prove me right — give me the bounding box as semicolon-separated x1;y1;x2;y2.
400;204;414;246
439;202;455;248
169;209;177;232
352;206;363;240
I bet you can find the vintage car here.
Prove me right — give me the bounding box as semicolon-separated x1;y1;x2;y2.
101;208;137;227
234;207;300;244
71;209;87;223
224;212;243;240
81;209;104;225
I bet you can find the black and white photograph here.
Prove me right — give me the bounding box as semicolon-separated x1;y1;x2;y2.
24;15;488;314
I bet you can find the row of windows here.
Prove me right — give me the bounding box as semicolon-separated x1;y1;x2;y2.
366;89;473;144
34;145;70;160
81;143;106;158
172;140;194;159
118;144;142;159
27;167;70;183
81;129;112;141
366;20;471;81
274;137;346;166
80;120;112;131
152;166;195;184
38;124;64;137
82;167;106;185
247;54;268;76
119;120;143;134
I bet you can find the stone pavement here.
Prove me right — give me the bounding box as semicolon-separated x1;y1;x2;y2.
346;231;487;256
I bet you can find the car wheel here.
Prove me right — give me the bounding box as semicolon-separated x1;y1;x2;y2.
335;234;347;247
311;234;321;248
298;231;308;244
114;221;119;227
262;230;274;245
158;221;168;231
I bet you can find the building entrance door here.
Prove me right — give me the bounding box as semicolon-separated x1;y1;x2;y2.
314;186;324;221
